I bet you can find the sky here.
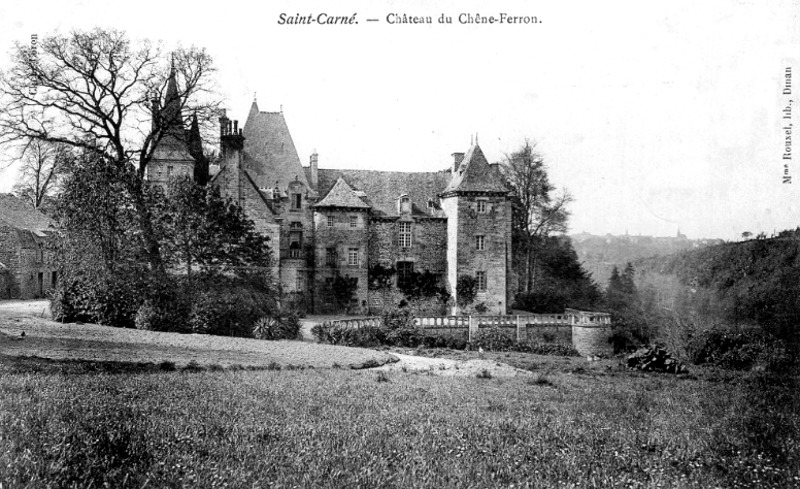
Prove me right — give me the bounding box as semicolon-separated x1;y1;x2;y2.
0;0;798;240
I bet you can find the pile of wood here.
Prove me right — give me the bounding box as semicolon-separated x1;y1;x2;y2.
626;347;688;374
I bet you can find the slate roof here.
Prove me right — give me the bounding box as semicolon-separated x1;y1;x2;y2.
314;177;371;209
0;194;54;234
315;169;452;217
442;144;509;194
242;102;309;191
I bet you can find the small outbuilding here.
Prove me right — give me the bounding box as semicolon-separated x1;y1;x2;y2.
0;193;57;299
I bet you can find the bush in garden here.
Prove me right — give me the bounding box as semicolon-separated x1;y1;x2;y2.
472;326;515;351
252;314;302;340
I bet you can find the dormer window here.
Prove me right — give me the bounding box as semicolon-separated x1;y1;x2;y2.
291;193;302;210
399;195;411;214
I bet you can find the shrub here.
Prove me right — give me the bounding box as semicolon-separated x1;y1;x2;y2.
252;314;302;341
311;322;384;348
473;327;515;351
456;275;477;310
514;340;581;357
476;369;493;379
687;328;793;371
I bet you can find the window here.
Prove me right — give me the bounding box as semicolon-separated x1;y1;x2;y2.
399;222;412;248
326;247;337;267
476;271;487;291
476;235;485;251
399;195;411;214
289;227;302;258
397;261;414;287
348;248;359;266
289;241;301;259
167;166;173;178
476;200;487;213
327;215;335;227
291;193;302;210
295;274;305;292
349;215;358;228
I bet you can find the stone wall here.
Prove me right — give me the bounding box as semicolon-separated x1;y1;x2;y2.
313;208;370;312
442;193;511;315
0;228;56;299
571;325;614;356
367;217;447;274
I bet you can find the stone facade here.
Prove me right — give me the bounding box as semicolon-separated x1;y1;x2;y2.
147;95;514;314
0;194;56;299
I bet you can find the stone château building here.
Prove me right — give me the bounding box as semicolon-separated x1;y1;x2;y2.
146;73;513;314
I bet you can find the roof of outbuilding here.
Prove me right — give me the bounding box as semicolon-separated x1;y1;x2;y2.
0;194;54;234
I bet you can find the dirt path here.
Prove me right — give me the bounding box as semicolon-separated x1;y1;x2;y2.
373;353;532;377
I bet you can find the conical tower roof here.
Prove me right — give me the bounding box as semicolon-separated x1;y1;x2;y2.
442;143;509;194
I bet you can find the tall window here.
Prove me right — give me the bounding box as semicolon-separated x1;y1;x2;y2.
291;193;302;210
167;166;173;178
476;271;487;291
326;247;337;267
397;261;414;287
295;274;305;292
475;235;485;251
348;248;359;266
349;215;358;228
327;215;335;227
399;222;412;248
476;199;487;213
289;222;302;259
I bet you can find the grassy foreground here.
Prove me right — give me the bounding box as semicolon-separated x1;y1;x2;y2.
1;359;798;488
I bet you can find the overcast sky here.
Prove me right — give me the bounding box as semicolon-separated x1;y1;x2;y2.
0;0;798;240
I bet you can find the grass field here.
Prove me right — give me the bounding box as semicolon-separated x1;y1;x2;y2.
0;300;396;370
1;301;799;487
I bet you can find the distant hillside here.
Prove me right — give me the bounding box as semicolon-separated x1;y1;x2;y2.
634;236;800;332
570;232;724;288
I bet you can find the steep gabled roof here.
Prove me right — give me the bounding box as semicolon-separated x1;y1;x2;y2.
442;144;509;194
315;177;371;209
242;104;309;191
0;194;54;234
316;169;452;217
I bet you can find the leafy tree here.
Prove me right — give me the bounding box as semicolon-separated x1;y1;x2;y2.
513;236;602;313
156;176;272;279
606;262;652;351
0;28;219;271
500;139;572;292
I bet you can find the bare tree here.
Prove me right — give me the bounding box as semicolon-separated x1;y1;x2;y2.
10;140;69;210
500;139;573;292
0;28;220;270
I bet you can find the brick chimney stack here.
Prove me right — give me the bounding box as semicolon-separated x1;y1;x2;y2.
309;151;319;190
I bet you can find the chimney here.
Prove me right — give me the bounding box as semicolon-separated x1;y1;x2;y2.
451;152;465;172
309;151;319;190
